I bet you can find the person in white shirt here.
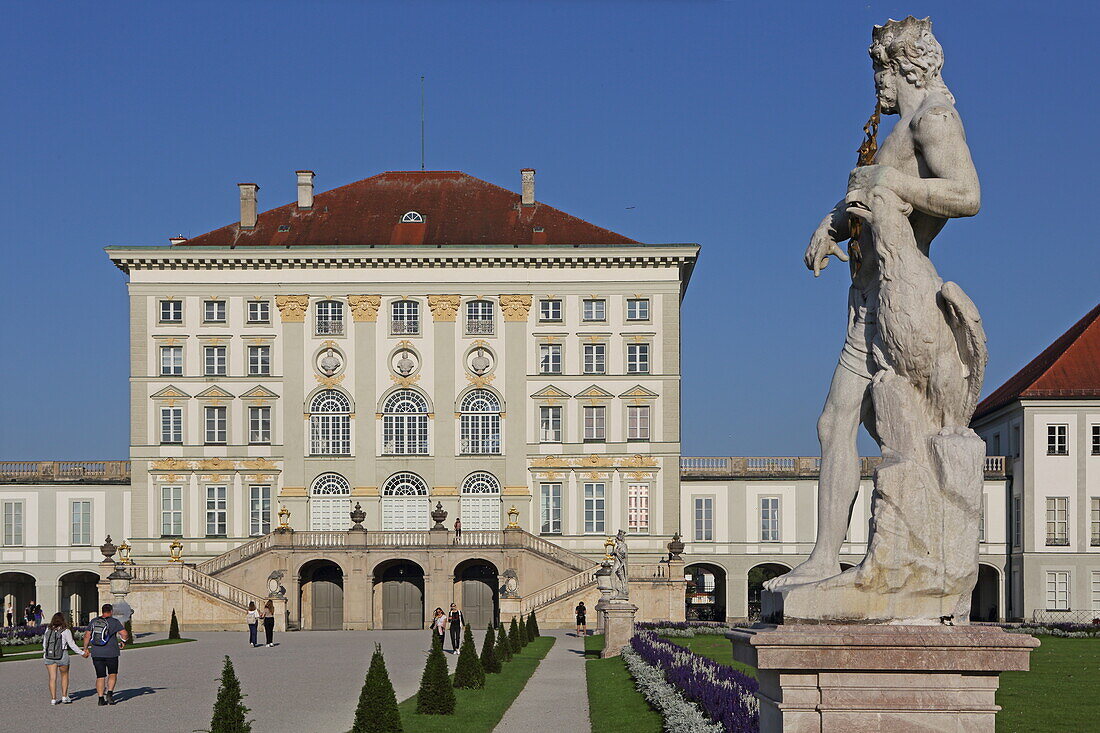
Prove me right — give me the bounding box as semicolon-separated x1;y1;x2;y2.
246;602;260;647
43;612;87;704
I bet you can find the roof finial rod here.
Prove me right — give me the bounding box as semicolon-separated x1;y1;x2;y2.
420;75;426;172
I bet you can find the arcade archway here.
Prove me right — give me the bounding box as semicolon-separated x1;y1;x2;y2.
454;559;498;629
299;560;344;630
747;563;790;621
375;560;425;630
59;571;101;626
685;563;726;622
970;564;1001;622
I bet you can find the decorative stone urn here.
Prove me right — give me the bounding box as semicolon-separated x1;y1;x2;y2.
99;535;117;563
349;502;366;530
430;501;448;531
667;532;685;560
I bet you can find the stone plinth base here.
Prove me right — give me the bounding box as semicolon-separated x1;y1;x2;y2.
596;600;637;658
729;624;1038;732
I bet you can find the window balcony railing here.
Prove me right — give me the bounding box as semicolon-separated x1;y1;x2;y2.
316;320;344;336
1046;535;1070;546
460;439;502;455
391;320;420;335
466;318;495;335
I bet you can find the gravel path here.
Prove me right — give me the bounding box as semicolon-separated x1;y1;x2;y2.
494;630;590;732
0;629;473;733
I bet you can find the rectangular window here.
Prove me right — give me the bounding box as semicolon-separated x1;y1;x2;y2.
250;485;272;536
583;406;606;441
465;300;495;335
205;485;227;536
1012;425;1021;457
1046;496;1069;545
1047;424;1068;455
1046;571;1070;611
978;494;987;543
247;300;270;323
627;405;650;440
161;486;183;536
1012;495;1022;548
583;483;605;534
582;299;606;322
1092;425;1100;456
70;500;92;545
628;484;649;533
694;497;713;541
990;433;1001;456
160;345;183;376
391;300;419;335
160;406;183;444
204;346;227;376
583;343;606;374
2;501;24;546
539;344;561;374
203;300;226;323
539;406;562;442
247;345;271;376
539;299;562;322
540;483;562;534
1092;498;1100;547
159;299;182;323
249;406;271;444
1092;571;1100;612
627;343;650;374
316;300;345;336
205;405;227;444
627;298;650;321
760;496;780;541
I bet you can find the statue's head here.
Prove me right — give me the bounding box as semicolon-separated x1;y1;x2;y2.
616;529;626;540
869;16;953;113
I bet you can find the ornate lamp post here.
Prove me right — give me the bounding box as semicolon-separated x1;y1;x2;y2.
506;505;520;529
168;539;184;563
118;541;134;565
276;505;291;532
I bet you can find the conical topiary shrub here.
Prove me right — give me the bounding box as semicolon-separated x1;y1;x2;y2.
517;615;528;647
168;609;180;640
452;624;485;689
415;638;456;715
353;643;402;733
495;623;512;662
527;611;539;640
508;616;521;654
209;655;252;733
480;623;500;673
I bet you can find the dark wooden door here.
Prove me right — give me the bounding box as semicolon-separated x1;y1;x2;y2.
383;578;423;629
461;577;496;629
311;566;344;630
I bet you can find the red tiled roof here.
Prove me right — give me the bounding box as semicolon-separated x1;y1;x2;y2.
974;302;1100;419
179;171;638;247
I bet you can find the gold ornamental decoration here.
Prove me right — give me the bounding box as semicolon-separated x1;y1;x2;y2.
241;457;279;471
151;458;191;472
427;295;461;322
315;373;345;389
620;454;658;468
275;295;309;322
196;457;236;471
499;294;532;321
348;295;381;322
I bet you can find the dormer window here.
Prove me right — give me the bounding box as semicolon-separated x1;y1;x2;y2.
401;211;424;223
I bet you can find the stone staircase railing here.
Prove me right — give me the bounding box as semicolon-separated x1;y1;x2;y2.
510;532;594;572
128;563;255;611
196;534;274;575
521;564;601;614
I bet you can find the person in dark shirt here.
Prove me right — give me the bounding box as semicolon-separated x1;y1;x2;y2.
447;603;465;653
575;601;587;637
83;604;129;705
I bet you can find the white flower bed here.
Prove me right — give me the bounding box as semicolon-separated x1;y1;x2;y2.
621;645;725;733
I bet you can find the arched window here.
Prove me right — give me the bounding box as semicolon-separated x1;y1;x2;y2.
310;390;351;455
391;299;420;335
382;390;429;455
381;472;430;531
310;473;351;531
315;300;344;336
460;471;501;530
465;299;495;335
400;211;424;223
460;389;501;455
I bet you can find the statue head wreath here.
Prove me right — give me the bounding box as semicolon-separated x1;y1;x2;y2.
869;16;954;104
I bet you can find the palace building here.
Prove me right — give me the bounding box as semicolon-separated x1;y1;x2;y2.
0;168;1095;629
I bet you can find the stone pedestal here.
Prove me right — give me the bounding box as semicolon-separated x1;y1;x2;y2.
268;595;288;632
596;599;637;658
728;624;1038;732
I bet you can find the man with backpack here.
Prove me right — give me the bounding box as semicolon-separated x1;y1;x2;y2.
83;603;128;705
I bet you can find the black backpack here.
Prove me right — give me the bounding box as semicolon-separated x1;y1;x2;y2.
89;616;115;647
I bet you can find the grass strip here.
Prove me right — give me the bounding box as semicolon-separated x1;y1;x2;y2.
397;635;554;733
584;633;662;733
0;636;194;663
997;636;1100;732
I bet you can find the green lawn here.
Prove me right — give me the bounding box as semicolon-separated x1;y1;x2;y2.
997;636;1100;732
584;634;662;733
0;636;194;663
397;636;554;733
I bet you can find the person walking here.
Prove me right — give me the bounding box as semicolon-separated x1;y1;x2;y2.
24;601;35;627
453;517;462;543
42;612;86;705
447;603;464;654
431;607;446;647
34;603;44;625
245;602;260;647
83;603;128;706
4;601;10;627
261;599;276;647
575;601;587;637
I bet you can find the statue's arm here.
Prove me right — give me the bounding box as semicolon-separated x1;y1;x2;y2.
805;200;852;276
867;106;980;219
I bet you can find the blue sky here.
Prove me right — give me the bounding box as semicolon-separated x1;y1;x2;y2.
1;1;1096;459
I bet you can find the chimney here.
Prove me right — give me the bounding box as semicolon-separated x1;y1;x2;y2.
520;168;536;206
169;236;187;245
296;170;315;209
238;183;259;229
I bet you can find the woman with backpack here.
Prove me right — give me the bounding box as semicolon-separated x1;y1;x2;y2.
245;601;260;647
43;612;86;705
260;599;276;647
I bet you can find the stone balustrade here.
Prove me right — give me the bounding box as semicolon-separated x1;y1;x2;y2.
680;455;1009;479
0;460;131;483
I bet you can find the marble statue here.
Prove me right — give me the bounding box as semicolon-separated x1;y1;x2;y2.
766;16;987;623
610;530;630;600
